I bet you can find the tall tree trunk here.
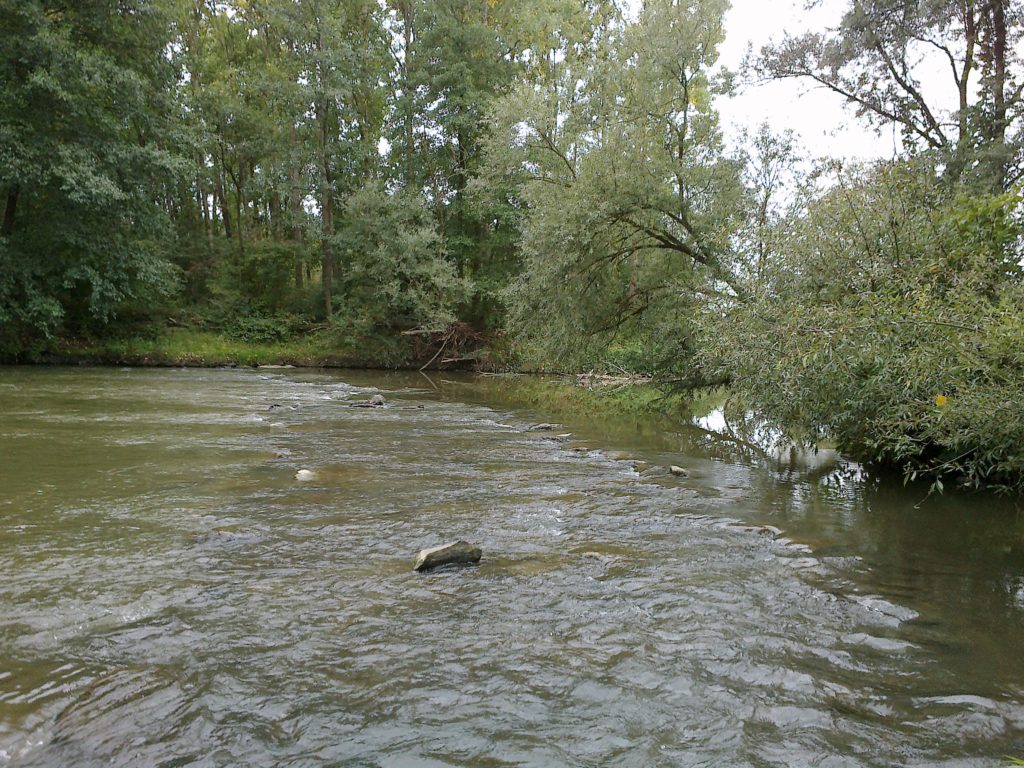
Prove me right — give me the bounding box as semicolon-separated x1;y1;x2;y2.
289;127;304;290
270;190;282;242
959;0;977;146
321;185;333;321
196;160;213;251
401;1;415;185
319;113;334;320
235;162;247;260
200;181;213;250
992;0;1007;136
316;22;334;321
215;173;232;239
2;185;19;236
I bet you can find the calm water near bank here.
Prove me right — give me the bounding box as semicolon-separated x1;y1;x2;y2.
1;366;1022;767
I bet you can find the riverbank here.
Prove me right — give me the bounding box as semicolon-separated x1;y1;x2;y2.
466;371;721;422
17;328;713;422
19;328;417;369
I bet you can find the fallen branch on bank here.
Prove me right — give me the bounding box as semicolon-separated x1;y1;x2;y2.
402;322;486;371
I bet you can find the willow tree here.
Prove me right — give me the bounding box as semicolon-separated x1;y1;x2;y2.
482;0;746;372
726;0;1024;491
759;0;1024;189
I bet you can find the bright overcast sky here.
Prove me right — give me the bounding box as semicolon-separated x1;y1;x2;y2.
711;0;929;162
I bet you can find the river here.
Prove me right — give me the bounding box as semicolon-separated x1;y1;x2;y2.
0;366;1022;767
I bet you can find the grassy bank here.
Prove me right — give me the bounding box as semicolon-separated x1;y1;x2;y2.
21;328;722;424
465;372;724;423
31;327;415;369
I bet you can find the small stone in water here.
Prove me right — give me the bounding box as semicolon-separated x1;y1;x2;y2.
528;423;558;431
669;465;688;477
295;469;315;481
413;541;482;572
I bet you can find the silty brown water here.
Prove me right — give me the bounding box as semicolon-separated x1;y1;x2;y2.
0;366;1022;767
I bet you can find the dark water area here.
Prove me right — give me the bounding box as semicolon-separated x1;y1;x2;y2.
0;366;1022;767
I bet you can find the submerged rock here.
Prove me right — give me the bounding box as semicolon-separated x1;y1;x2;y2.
352;394;386;408
191;528;263;547
728;523;783;538
528;422;559;431
638;465;670;478
639;464;689;479
413;541;482;572
295;469;316;481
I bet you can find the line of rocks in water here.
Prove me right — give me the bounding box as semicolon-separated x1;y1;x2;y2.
279;397;786;574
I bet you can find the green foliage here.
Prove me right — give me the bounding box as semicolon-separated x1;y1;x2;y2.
708;160;1024;491
757;0;1023;189
224;314;302;344
336;183;468;333
482;0;743;372
0;0;184;354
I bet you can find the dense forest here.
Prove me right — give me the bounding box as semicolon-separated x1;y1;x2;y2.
2;0;1023;491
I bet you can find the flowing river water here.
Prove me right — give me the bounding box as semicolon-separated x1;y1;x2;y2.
0;366;1022;767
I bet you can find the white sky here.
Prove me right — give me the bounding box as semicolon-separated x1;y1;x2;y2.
711;0;942;162
689;0;1020;163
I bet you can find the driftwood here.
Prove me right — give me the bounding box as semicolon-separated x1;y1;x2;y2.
403;322;486;371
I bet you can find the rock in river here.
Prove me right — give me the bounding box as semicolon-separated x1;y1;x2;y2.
352;394;386;408
413;541;482;572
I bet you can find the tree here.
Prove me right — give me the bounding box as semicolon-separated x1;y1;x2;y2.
175;0;389;322
482;0;745;371
388;0;561;327
0;0;184;352
707;159;1024;490
336;183;467;333
758;0;1024;188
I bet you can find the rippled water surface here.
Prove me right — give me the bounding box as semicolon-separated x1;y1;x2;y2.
1;366;1022;767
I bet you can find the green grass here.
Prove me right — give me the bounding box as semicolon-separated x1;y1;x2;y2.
45;327;412;369
36;329;724;425
471;374;723;422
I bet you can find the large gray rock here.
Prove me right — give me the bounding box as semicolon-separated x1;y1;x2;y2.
413;541;482;572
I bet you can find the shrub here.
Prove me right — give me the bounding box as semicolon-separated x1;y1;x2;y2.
707;161;1024;491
